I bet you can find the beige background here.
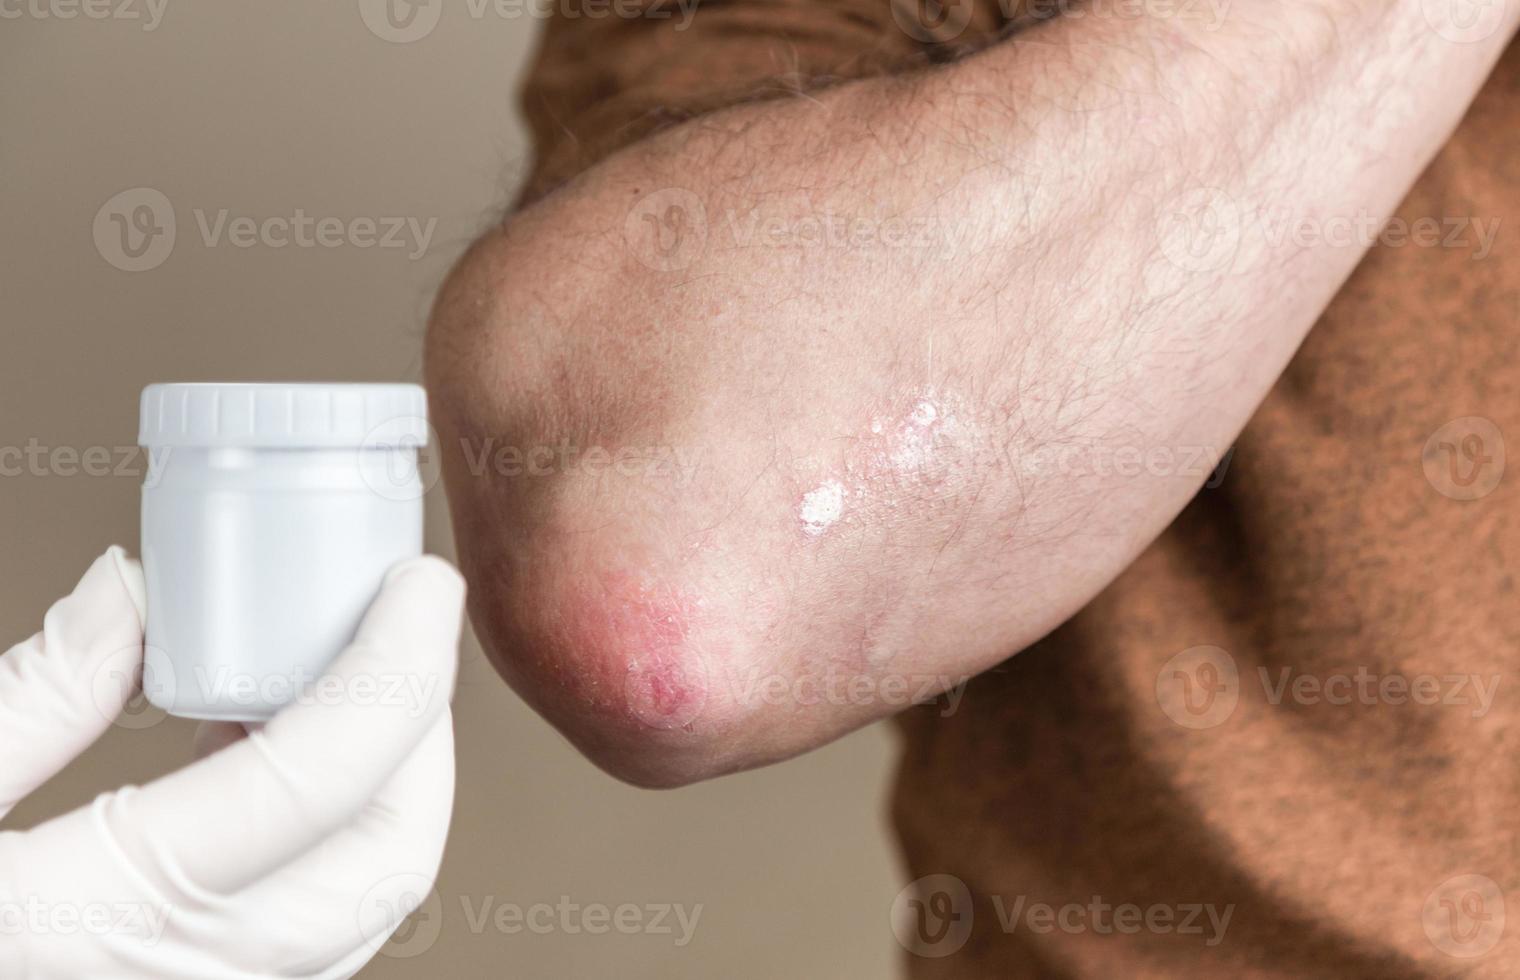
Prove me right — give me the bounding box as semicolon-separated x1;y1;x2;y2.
0;4;901;977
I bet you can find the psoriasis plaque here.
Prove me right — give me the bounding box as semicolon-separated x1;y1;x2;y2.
796;390;963;538
575;571;709;731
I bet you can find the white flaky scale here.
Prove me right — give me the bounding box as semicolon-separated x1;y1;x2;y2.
800;392;961;536
799;479;845;536
890;396;957;472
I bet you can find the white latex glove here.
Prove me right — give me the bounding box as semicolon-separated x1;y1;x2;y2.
0;547;466;979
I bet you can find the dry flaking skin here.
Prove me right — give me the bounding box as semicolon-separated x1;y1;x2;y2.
794;386;981;540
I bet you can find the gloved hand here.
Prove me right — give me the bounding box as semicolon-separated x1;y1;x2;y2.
0;547;466;979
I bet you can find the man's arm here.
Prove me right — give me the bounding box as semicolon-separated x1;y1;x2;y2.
428;2;1518;786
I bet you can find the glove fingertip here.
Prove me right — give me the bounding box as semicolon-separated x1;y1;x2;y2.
383;554;466;598
103;546;148;631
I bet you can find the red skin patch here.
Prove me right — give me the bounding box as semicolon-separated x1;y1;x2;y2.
561;571;709;731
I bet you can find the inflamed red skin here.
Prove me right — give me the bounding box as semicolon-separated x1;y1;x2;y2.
445;487;736;788
562;571;709;735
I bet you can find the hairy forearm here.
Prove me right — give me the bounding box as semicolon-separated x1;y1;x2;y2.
428;2;1517;785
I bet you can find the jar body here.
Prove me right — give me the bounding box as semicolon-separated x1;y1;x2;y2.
141;446;422;720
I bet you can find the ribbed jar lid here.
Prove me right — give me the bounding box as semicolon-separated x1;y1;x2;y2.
139;383;428;448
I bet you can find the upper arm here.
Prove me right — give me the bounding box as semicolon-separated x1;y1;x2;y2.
514;0;1014;201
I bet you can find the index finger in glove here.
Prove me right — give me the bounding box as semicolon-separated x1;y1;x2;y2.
0;547;146;821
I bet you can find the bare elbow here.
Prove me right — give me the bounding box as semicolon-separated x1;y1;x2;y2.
423;216;918;789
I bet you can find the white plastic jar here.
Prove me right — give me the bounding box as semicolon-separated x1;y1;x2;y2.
138;382;428;721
